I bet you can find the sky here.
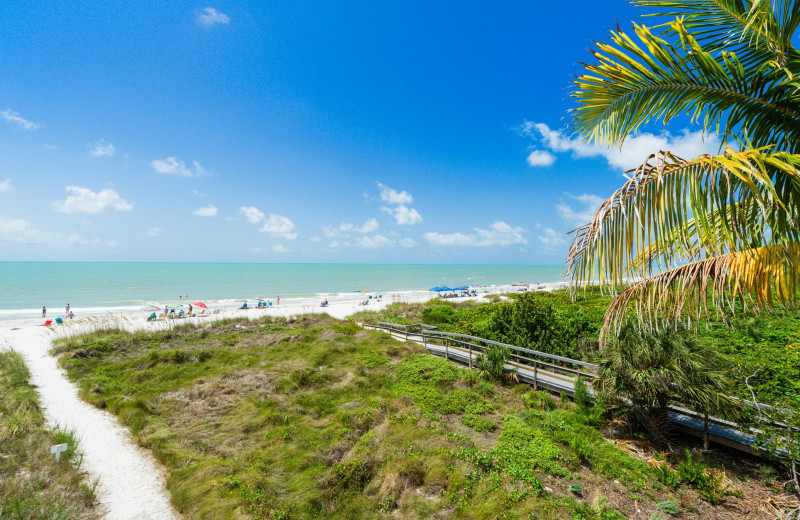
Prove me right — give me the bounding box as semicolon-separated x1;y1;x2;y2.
0;1;721;264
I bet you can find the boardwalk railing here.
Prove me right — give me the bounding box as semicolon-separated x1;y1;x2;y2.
363;321;795;455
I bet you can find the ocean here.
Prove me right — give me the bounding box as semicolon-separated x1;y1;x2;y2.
0;262;565;320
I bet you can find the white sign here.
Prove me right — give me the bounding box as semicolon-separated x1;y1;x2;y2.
50;443;68;462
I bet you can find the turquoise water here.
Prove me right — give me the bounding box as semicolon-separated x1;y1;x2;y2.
0;262;565;319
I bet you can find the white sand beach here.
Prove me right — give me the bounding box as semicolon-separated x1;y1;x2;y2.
0;283;561;519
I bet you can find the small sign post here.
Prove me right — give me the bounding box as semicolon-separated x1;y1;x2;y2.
50;443;68;463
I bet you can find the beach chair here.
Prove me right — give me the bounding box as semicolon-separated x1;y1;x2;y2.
55;317;63;324
42;320;53;326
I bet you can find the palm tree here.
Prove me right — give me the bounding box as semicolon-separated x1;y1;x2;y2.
595;321;737;442
566;0;800;343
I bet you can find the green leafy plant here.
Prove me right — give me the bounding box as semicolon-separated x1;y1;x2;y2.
475;345;515;383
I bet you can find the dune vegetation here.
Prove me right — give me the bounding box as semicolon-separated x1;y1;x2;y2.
51;312;795;519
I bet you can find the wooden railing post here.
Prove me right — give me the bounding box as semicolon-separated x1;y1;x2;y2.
532;360;538;391
445;338;449;360
469;344;472;369
703;413;709;450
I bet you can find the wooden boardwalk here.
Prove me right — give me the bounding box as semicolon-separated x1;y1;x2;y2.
362;322;762;455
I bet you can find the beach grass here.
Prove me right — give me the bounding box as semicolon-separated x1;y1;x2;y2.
47;314;791;519
0;350;99;520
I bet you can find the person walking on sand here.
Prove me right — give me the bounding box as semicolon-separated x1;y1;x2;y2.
65;303;70;315
42;306;47;318
277;296;280;305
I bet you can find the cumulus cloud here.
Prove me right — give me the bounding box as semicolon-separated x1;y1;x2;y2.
555;193;604;225
377;182;413;204
1;109;40;130
151;157;205;177
259;214;297;240
0;179;11;192
322;218;379;237
309;236;322;242
356;234;393;248
0;214;117;247
537;228;567;250
52;186;133;214
381;205;423;225
273;244;289;254
520;121;721;170
398;237;416;248
424;221;527;247
328;240;340;248
239;206;266;224
526;150;556;167
147;227;161;237
193;204;218;217
196;7;230;27
89;139;116;158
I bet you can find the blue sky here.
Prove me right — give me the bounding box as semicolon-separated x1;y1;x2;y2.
0;1;720;263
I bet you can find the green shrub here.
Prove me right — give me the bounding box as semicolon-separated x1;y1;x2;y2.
570;433;592;464
656;500;679;515
461;369;478;387
359;351;390;368
573;378;591;409
333;460;372;491
332;321;360;336
654;464;680;488
476;345;512;382
522;391;556;411
461;413;497;433
422;305;456;325
569;482;583;496
677;450;708;488
476;380;494;397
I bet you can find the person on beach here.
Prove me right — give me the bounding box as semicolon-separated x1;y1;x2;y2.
277;296;280;305
164;305;169;317
42;306;46;318
188;303;193;315
66;303;70;314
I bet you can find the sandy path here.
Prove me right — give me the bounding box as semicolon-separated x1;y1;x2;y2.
2;325;179;520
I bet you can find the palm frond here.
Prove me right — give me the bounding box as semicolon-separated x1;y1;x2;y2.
633;0;800;68
567;148;800;288
601;242;800;343
570;19;800;151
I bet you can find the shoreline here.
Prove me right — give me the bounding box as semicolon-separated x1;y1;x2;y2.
0;282;568;325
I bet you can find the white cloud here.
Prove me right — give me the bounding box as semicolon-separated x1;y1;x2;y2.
193;204;218;217
424;221;527;247
0;179;11;192
239;206;266;224
555;193;604;225
89;139;116;158
398;237;416;248
356;234;393;248
151;157;205;177
0;214;117;247
273;244;289;254
309;236;322;242
526;150;556;167
381;204;423;225
1;109;40;130
196;7;230;27
322;218;380;237
147;227;161;237
377;182;413;204
329;240;340;248
52;186;133;214
259;213;297;240
538;228;567;250
520;122;721;170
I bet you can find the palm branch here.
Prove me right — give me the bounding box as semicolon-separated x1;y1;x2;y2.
570;19;800;152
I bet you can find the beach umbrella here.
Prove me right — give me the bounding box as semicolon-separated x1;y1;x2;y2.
192;301;208;309
142;303;160;311
362;289;370;293
429;286;445;292
511;282;529;287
